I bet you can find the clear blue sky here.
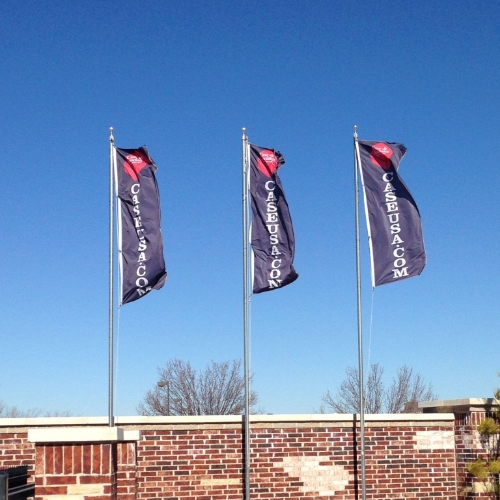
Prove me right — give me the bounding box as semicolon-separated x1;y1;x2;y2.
2;0;499;417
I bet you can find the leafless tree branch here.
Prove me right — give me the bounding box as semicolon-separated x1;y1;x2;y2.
322;363;437;414
137;359;258;416
0;400;42;418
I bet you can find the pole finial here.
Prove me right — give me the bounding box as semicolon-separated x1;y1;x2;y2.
242;127;246;139
109;127;114;143
353;125;358;139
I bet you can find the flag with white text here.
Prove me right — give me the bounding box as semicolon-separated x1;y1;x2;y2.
115;147;167;304
249;143;298;293
357;140;426;287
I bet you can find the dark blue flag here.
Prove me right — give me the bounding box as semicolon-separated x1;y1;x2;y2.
357;140;426;287
249;143;298;293
115;147;167;304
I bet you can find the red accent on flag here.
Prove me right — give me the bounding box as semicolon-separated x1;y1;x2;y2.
257;149;279;177
370;143;393;170
124;151;150;181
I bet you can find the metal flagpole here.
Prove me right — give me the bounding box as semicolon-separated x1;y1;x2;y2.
353;125;366;500
241;127;251;500
108;127;115;428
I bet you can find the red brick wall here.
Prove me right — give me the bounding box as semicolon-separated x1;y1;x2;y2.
134;422;457;499
0;412;492;499
137;428;243;499
0;432;35;470
365;426;456;499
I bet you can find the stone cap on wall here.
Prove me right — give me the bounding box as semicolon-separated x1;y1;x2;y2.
113;413;455;424
419;398;500;413
0;412;454;432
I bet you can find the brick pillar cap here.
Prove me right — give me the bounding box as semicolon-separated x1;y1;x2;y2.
419;398;500;413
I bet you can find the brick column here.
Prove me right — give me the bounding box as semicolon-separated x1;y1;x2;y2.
456;411;497;500
28;426;140;500
116;442;137;500
35;443;116;499
421;398;500;500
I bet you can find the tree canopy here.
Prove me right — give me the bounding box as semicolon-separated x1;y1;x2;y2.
137;359;258;416
322;363;437;414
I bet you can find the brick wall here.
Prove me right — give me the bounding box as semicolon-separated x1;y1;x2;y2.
0;401;497;500
0;431;35;469
133;420;456;499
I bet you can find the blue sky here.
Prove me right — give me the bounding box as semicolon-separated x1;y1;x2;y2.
2;0;499;417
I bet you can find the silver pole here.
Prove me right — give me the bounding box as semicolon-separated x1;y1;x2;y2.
108;127;115;428
242;127;251;500
353;125;366;500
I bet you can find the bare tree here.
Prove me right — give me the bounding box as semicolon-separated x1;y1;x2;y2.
386;365;437;413
322;363;437;414
0;400;42;418
0;400;72;418
137;359;258;416
322;364;385;413
43;410;73;417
